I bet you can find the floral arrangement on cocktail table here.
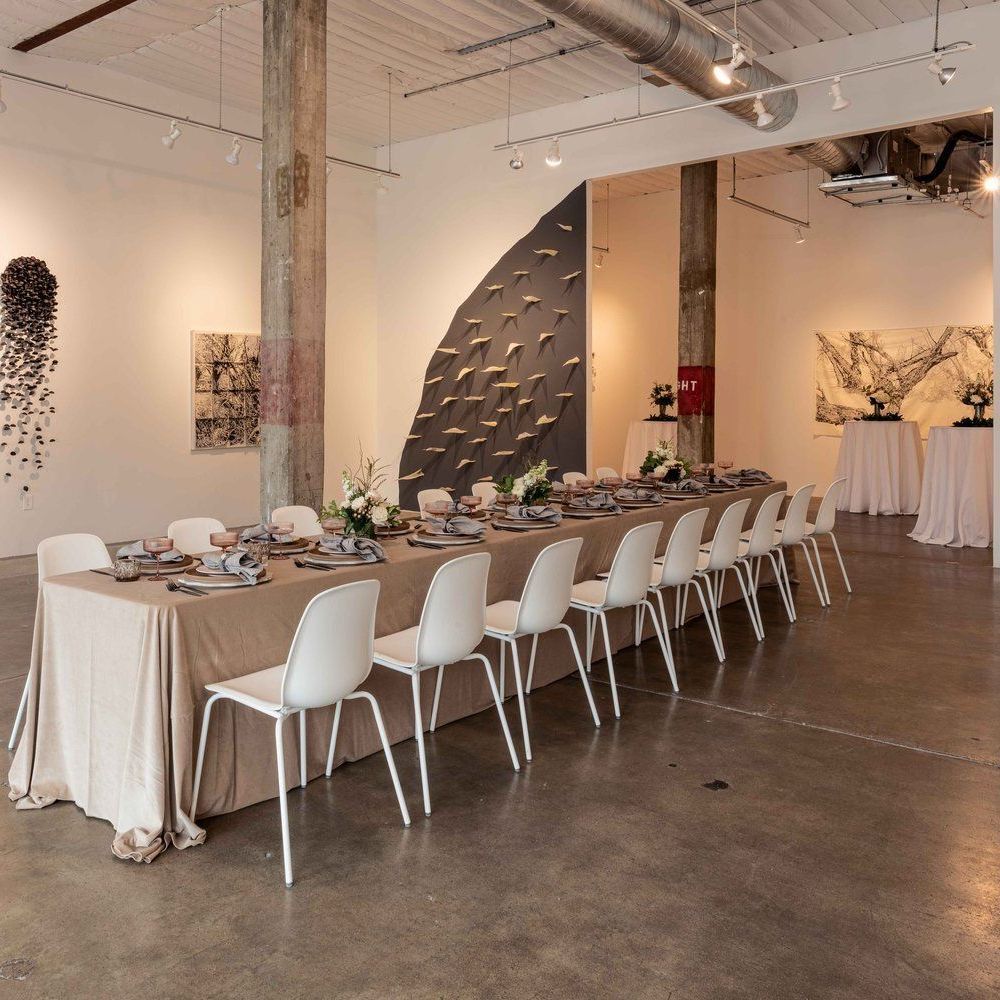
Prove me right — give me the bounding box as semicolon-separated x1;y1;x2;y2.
860;385;902;421
953;374;994;427
646;382;677;422
496;458;553;506
321;451;401;538
639;438;689;482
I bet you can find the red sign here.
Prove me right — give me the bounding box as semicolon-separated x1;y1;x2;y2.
677;365;715;416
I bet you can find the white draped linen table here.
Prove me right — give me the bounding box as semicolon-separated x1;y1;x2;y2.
909;426;993;548
622;419;677;477
835;420;923;515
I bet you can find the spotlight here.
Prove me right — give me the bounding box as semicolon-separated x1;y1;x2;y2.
225;136;241;166
753;97;775;129
256;154;263;172
794;226;806;245
927;53;956;85
545;137;562;167
509;146;525;170
0;82;7;114
983;174;1000;194
376;176;389;195
326;161;333;177
829;76;850;112
161;119;181;149
713;41;747;86
594;251;605;268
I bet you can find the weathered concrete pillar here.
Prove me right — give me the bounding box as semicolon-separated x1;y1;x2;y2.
677;160;717;465
259;0;326;516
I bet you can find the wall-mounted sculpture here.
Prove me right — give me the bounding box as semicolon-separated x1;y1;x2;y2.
0;257;59;490
398;184;587;508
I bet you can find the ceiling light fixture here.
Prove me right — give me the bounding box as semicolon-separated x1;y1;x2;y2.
225;136;241;166
927;52;956;85
753;96;774;128
162;119;181;148
326;161;333;177
829;76;850;111
594;251;605;268
545;137;562;167
794;226;806;245
509;146;525;170
376;175;390;195
983;174;1000;194
0;81;7;114
713;40;748;86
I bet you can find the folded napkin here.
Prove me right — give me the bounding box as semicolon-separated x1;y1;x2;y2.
241;524;294;543
668;479;708;494
715;476;741;488
506;505;562;522
117;541;184;562
568;492;622;513
317;535;386;562
200;550;265;584
613;487;661;503
425;515;485;536
550;481;567;493
735;468;772;481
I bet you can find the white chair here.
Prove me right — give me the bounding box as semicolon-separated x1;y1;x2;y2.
270;504;322;538
766;484;824;619
191;580;409;888
7;533;111;750
569;521;672;716
481;538;600;761
595;466;619;481
471;482;498;507
803;478;851;604
372;552;519;816
562;471;588;486
416;488;451;518
733;491;790;637
167;516;226;556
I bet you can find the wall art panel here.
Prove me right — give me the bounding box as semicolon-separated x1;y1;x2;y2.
191;330;260;450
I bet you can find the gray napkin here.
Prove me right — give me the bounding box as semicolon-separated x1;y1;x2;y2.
568;493;622;513
614;487;661;503
669;479;708;494
715;476;741;487
241;523;294;543
117;541;184;562
736;468;771;481
425;515;485;536
318;535;386;562
200;550;265;584
507;505;562;522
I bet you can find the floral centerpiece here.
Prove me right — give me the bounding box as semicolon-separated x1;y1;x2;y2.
953;374;993;427
647;382;677;422
496;458;553;506
639;438;689;482
860;384;902;421
320;451;400;538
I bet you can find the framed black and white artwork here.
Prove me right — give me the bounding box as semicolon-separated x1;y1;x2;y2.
191;330;260;450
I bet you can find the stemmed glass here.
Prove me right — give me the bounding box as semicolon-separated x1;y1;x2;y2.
265;521;294;559
209;531;239;553
717;458;733;478
143;537;173;582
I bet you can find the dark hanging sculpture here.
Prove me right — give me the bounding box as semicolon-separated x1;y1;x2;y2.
0;257;59;489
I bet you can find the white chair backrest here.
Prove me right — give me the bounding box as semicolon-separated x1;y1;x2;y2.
270;504;322;538
704;498;752;571
656;507;710;588
417;488;451;518
605;521;662;608
515;537;583;635
37;533;111;583
779;485;816;545
812;478;846;535
415;552;490;667
281;580;379;710
743;492;786;559
562;471;587;485
167;517;226;556
595;466;619;481
471;482;498;506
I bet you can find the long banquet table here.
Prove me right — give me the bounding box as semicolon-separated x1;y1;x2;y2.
8;482;785;862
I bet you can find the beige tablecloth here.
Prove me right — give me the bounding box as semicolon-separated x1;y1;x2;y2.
835;420;923;515
622;420;677;478
909;427;993;548
9;484;784;862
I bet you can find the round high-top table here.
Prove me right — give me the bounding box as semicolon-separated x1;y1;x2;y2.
835;419;923;515
909;426;993;548
622;419;677;477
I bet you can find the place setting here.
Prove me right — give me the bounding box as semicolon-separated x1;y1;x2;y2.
488;460;564;530
414;501;488;546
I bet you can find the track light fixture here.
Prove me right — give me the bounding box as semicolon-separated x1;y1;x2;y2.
0;82;7;114
713;41;748;86
376;175;390;195
256;153;263;172
225;136;241;166
326;161;333;177
983;174;1000;194
794;226;806;245
752;96;774;129
545;137;562;167
161;119;181;148
927;52;956;85
829;76;850;111
509;146;525;170
594;251;605;269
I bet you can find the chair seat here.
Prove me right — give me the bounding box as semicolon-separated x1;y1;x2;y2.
740;529;783;545
373;626;421;670
206;664;286;714
570;578;609;608
484;600;520;636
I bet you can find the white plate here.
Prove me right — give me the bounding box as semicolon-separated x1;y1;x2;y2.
493;517;559;530
560;507;619;518
309;551;383;566
414;531;483;546
177;571;271;589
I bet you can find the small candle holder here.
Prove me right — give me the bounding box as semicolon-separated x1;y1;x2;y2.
243;539;270;565
113;557;141;583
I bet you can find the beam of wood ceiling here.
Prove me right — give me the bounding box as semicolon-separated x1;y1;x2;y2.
12;0;137;52
0;0;995;148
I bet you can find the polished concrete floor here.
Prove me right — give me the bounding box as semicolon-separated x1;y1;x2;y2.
1;514;997;998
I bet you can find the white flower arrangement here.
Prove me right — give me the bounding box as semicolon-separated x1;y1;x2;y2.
498;459;553;506
641;439;687;478
323;452;399;537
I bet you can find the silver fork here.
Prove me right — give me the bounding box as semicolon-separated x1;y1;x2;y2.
165;579;207;597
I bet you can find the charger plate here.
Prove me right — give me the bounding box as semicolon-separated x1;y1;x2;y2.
178;570;272;589
559;507;619;518
132;555;193;575
307;550;386;566
414;530;483;546
492;517;559;530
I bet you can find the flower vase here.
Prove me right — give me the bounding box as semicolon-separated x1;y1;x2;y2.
657;402;668;419
974;403;986;422
872;401;884;418
665;466;681;483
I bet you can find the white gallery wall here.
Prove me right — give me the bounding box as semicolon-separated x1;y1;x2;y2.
591;171;994;488
0;51;377;558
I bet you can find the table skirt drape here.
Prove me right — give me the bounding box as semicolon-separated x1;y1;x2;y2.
835;420;923;515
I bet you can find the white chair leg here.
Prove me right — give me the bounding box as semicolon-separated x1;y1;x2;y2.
777;548;797;622
653;588;670;644
798;541;826;607
733;563;763;641
429;665;445;732
643;599;677;692
508;640;532;763
558;623;600;728
585;611;597;672
830;532;853;593
597;610;621;719
809;535;831;606
7;676;30;751
473;654;520;772
299;710;307;788
766;550;795;623
274;714;294;887
743;561;765;638
191;692;222;821
350;691;411;827
634;604;644;646
692;577;725;662
498;640;506;699
411;672;431;816
754;556;762;589
325;700;343;777
525;633;539;693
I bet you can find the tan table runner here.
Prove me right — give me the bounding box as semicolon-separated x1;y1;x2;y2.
8;483;784;861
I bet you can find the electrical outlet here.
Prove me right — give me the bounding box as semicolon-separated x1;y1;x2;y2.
20;492;33;511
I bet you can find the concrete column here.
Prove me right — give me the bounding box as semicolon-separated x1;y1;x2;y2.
259;0;327;516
